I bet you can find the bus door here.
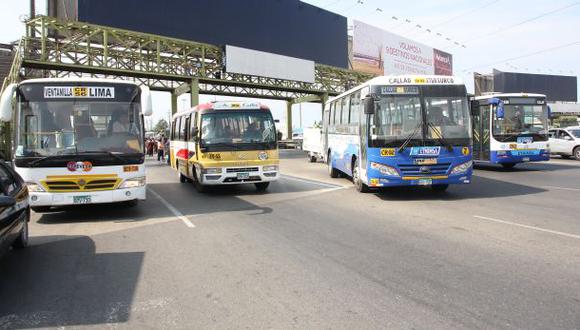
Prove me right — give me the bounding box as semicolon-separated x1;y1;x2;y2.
472;103;483;161
322;103;331;161
480;105;491;161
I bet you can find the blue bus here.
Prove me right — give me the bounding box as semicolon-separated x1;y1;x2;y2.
322;75;473;192
470;93;550;169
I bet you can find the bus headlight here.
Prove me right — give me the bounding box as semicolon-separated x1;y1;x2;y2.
451;161;473;174
119;176;146;189
202;167;222;174
370;162;399;176
26;182;45;192
263;165;278;172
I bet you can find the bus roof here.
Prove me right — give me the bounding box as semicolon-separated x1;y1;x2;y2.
19;78;140;86
473;93;547;100
329;75;464;103
172;101;271;120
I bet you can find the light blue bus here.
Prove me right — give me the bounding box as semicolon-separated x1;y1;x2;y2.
322;75;473;193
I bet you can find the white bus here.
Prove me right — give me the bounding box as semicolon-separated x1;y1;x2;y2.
0;78;152;211
470;93;550;168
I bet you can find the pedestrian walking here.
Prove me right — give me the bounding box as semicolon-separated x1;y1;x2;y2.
157;136;165;161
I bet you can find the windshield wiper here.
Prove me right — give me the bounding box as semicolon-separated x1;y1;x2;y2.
28;154;74;167
398;121;423;153
76;151;128;164
425;121;454;151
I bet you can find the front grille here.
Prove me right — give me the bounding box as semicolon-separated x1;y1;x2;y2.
226;167;259;173
42;177;120;192
398;163;451;176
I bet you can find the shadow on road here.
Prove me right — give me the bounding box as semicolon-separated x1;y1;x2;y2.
376;175;547;201
475;161;579;172
0;235;143;328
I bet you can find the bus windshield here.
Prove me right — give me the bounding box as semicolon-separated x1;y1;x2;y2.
371;91;471;147
493;104;548;141
16;100;143;157
200;111;277;151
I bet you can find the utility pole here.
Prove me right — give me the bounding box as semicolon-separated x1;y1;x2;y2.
30;0;36;37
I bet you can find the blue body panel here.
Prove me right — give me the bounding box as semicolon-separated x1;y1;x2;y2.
489;149;550;164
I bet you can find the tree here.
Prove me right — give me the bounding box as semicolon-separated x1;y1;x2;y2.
153;119;169;135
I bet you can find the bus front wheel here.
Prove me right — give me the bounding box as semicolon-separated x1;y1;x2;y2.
352;159;370;193
327;152;339;178
255;182;270;192
192;170;206;193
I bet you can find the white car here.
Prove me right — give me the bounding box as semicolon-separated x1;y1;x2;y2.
548;127;580;160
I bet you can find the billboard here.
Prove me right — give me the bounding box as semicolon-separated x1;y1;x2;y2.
493;69;577;102
352;20;453;76
225;45;315;83
51;0;348;68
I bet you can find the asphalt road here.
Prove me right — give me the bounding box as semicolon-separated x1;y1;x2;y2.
1;151;579;329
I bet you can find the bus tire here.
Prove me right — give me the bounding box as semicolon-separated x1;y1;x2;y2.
574;147;580;160
327;151;339;178
31;206;51;213
255;182;270;192
179;171;187;183
352;158;370;193
308;153;317;163
192;169;206;193
501;163;516;169
431;184;449;192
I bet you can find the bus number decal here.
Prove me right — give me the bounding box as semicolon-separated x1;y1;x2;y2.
380;148;396;157
202;153;221;160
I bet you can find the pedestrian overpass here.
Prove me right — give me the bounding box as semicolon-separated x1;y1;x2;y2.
1;15;373;152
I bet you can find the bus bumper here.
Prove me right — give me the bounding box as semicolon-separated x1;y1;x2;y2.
200;169;279;185
367;172;472;188
28;186;146;207
490;150;550;164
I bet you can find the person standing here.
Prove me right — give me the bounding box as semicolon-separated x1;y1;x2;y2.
157;135;165;161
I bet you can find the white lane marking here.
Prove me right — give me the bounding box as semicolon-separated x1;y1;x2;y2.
147;188;195;228
473;215;580;240
541;185;580;192
280;174;347;189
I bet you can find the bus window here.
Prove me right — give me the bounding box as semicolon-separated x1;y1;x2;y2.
350;91;361;125
189;113;198;142
183;116;190;141
334;100;342;125
175;117;182;140
341;97;350;124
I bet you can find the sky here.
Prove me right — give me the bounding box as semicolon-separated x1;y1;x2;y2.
1;0;579;132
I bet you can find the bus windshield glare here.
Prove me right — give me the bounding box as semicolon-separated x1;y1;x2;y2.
371;87;471;148
493;103;548;141
16;101;143;157
200;111;276;150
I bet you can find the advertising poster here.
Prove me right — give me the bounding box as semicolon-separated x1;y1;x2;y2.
352;20;453;76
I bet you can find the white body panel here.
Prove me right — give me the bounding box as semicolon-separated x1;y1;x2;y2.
302;128;323;155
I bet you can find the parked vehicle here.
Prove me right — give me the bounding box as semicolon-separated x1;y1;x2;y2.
548;127;580;160
0;161;29;256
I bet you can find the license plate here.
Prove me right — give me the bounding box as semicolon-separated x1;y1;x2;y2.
237;173;250;180
522;157;530;162
418;179;432;186
73;195;92;204
416;158;437;165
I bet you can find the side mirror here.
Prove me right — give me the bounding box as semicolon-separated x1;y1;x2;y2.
496;102;505;119
470;100;479;116
0;196;16;207
363;95;375;115
0;83;17;122
140;86;153;116
565;135;573;141
547;105;552;119
192;127;200;142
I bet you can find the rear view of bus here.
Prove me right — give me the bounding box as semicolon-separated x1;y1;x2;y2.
471;93;550;169
0;78;152;211
325;76;473;192
171;101;279;192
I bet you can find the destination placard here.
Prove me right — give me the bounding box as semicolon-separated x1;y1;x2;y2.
44;86;115;99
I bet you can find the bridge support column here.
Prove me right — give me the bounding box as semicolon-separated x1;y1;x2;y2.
171;91;178;115
286;100;293;140
190;78;199;107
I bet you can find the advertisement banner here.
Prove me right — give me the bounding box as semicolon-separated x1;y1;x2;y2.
352;20;453;76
